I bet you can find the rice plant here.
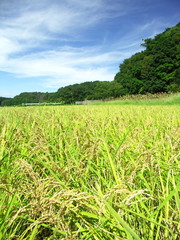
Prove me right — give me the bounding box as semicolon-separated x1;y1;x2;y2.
0;105;179;239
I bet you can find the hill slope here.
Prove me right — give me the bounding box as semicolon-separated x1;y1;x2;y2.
114;22;180;94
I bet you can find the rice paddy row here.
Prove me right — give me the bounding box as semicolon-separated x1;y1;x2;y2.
0;105;179;239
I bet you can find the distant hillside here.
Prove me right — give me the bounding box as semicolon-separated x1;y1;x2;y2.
114;22;180;94
56;81;124;104
1;22;179;106
1;92;48;106
1;81;122;106
0;97;11;105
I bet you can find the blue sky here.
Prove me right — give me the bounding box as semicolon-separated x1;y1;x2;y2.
0;0;179;97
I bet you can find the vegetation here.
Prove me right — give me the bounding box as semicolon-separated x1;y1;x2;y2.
0;97;11;106
1;81;124;106
1;92;48;106
93;93;180;106
56;81;125;104
0;19;179;240
0;104;179;239
114;23;180;94
1;23;179;106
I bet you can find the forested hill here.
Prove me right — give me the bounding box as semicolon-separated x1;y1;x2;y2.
114;22;180;94
1;22;179;106
0;97;11;105
1;81;123;106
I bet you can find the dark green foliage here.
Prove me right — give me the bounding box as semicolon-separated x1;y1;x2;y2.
0;82;124;105
1;92;48;106
57;81;124;103
0;97;11;106
115;22;180;93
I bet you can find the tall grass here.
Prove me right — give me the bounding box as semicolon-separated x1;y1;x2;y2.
93;93;180;106
0;105;179;239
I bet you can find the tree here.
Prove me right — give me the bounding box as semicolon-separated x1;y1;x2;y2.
115;22;180;94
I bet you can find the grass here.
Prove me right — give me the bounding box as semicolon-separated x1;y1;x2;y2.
0;103;179;239
92;93;180;106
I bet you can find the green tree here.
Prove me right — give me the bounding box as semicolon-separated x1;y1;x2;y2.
115;22;180;94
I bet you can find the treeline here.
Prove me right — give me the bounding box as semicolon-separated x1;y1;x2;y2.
1;81;124;106
114;22;180;94
1;22;179;106
56;81;125;104
1;92;48;106
0;97;11;105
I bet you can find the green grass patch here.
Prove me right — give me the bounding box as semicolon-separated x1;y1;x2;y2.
93;93;180;106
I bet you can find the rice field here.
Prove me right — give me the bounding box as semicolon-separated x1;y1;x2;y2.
0;104;179;239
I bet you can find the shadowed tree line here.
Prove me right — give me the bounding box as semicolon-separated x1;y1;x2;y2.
0;97;11;105
1;22;179;106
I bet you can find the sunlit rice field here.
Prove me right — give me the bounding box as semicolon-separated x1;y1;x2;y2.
0;105;179;240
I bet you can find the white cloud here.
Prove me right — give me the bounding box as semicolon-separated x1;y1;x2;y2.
2;46;129;87
0;0;138;88
0;0;112;41
0;0;176;92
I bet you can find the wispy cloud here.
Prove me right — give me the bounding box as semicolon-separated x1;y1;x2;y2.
4;46;133;86
0;0;138;88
